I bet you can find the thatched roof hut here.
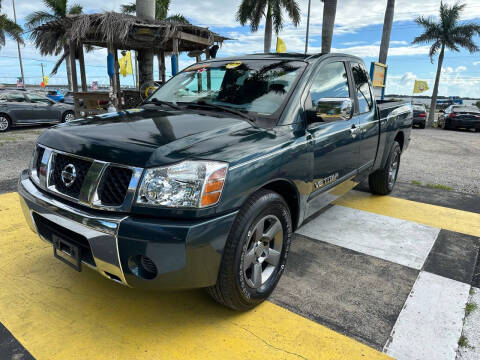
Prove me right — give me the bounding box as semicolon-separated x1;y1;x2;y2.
31;12;230;115
32;12;229;53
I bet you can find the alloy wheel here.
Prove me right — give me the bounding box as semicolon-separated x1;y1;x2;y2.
0;116;9;131
388;151;400;188
64;113;75;122
242;215;283;289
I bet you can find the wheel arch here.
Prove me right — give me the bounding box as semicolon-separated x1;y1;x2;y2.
394;130;404;151
257;179;301;231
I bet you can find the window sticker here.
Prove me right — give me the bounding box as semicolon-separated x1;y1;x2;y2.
226;61;242;69
186;64;210;72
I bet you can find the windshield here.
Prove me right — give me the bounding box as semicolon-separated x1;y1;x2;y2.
148;59;306;116
453;106;479;113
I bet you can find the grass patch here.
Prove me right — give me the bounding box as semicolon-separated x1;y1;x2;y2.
466;302;478;316
458;335;471;348
0;136;24;141
425;183;453;191
411;180;422;186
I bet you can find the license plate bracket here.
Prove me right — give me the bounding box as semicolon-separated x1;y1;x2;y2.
53;234;82;272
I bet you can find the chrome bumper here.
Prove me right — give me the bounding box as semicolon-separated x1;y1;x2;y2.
18;170;129;286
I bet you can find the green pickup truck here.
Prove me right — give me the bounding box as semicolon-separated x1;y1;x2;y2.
18;53;412;310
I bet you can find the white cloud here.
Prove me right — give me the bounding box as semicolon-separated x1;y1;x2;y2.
456;66;467;72
472;61;480;66
400;72;417;84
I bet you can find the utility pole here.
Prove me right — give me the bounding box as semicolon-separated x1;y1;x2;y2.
12;0;25;87
305;0;311;54
41;63;45;92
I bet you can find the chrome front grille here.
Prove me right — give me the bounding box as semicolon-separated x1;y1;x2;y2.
30;145;143;212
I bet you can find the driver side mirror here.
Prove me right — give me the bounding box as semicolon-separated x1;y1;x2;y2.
306;98;353;125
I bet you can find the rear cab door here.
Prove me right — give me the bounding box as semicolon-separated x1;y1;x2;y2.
348;61;379;174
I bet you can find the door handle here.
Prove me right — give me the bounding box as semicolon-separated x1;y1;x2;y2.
350;125;360;138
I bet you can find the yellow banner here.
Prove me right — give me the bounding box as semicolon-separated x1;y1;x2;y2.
413;80;429;94
276;37;286;53
119;51;133;77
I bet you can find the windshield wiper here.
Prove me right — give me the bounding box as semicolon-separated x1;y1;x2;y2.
178;101;256;124
144;98;181;110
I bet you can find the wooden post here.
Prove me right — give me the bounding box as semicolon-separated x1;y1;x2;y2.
160;51;166;84
78;44;87;92
205;50;211;91
69;41;80;117
172;38;179;75
196;54;202;92
113;48;121;108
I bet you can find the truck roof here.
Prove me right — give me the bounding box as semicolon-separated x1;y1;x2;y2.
204;52;364;64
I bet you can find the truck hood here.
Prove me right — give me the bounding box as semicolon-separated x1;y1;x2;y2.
37;108;261;168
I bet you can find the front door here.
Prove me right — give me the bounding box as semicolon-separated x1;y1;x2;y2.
304;60;361;215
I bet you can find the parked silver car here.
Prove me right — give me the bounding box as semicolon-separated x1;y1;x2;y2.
0;91;75;132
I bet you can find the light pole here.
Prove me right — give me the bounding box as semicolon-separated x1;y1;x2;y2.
12;0;25;87
305;0;311;54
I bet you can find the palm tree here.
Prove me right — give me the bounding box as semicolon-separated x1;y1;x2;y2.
413;1;480;126
26;0;82;90
237;0;301;53
122;0;188;86
379;0;395;64
0;0;23;49
321;0;337;53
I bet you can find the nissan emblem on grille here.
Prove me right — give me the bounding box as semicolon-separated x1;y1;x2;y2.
61;164;77;187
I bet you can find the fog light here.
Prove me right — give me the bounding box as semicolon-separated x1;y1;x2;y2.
128;255;157;280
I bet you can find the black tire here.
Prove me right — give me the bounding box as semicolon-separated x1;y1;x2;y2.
0;114;11;132
207;190;292;310
368;141;401;195
419;122;425;129
62;111;75;123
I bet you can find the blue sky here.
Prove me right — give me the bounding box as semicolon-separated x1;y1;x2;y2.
0;0;479;97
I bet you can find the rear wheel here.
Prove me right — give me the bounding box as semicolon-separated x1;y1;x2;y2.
0;115;11;132
368;141;401;195
207;190;292;310
419;122;425;129
62;111;75;123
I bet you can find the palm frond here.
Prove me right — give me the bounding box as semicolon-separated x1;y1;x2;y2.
68;4;83;15
50;49;69;75
272;1;283;33
236;0;256;26
412;18;441;45
155;0;170;20
25;11;57;29
428;40;441;63
165;14;189;24
280;0;301;26
0;14;24;47
250;0;268;32
43;0;67;17
451;35;479;53
121;3;136;15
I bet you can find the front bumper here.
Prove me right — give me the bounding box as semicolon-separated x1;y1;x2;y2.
18;170;237;289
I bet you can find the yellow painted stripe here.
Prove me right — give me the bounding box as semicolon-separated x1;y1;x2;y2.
0;192;389;360
335;191;480;237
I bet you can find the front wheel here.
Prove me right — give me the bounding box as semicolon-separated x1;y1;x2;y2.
368;141;401;195
0;115;11;132
62;111;75;123
207;190;292;310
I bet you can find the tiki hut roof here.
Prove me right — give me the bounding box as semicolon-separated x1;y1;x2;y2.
32;12;230;54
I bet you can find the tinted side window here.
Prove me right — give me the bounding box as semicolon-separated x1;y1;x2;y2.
307;62;350;109
351;63;373;113
7;93;26;102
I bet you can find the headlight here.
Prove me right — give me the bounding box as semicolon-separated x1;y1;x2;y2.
136;161;228;208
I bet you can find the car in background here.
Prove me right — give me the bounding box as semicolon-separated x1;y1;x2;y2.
0;91;75;132
46;90;65;102
412;104;427;128
438;105;480;132
62;91;74;105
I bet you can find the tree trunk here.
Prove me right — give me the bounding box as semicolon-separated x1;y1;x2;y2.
137;0;155;86
264;3;273;53
428;44;445;127
321;0;337;53
64;45;73;91
379;0;395;65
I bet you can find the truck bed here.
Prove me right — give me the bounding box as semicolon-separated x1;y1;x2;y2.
377;100;411;119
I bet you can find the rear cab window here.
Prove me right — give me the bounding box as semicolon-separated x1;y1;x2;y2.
351;62;373;114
